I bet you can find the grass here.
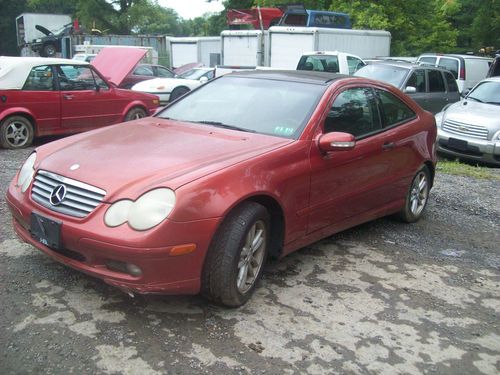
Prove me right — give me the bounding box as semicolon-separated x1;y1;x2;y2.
437;158;500;180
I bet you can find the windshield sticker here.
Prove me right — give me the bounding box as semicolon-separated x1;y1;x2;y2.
274;126;295;136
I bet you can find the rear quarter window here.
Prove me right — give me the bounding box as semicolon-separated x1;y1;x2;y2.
444;71;459;92
438;58;459;79
376;89;416;127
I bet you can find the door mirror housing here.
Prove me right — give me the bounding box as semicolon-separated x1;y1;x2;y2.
318;132;356;152
199;76;209;83
404;86;417;94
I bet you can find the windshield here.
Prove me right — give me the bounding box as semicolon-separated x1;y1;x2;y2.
179;69;209;80
467;81;500;104
354;64;409;88
157;76;326;139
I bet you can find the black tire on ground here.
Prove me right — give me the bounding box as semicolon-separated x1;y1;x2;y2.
398;165;431;223
124;107;147;122
42;43;57;57
169;87;190;102
201;202;270;307
0;116;35;149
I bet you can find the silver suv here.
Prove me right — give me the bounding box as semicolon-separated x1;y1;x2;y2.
354;61;461;114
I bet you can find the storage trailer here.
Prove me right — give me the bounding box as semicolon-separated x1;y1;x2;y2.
220;30;269;67
167;37;221;68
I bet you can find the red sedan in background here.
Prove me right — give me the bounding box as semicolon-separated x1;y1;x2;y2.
6;70;437;307
0;48;159;149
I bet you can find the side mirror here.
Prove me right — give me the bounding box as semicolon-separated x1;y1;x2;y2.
199;76;208;83
318;132;356;152
404;86;417;94
461;88;470;98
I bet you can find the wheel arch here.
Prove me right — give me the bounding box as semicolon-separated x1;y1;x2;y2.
219;194;286;260
0;109;37;135
121;101;149;121
423;160;435;188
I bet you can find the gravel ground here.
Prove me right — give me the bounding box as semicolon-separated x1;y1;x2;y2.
1;141;499;375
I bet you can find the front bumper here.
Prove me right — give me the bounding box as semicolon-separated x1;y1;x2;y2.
6;180;221;295
437;128;500;165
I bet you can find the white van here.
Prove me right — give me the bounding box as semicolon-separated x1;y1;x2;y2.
417;54;492;93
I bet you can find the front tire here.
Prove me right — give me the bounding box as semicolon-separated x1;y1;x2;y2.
124;107;147;121
398;166;430;223
42;43;57;57
0;116;34;149
201;202;269;307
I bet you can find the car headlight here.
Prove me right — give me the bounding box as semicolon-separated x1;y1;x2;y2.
434;112;444;128
104;188;176;231
17;153;36;193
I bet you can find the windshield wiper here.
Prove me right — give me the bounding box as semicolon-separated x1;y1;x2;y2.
192;120;256;133
466;96;483;103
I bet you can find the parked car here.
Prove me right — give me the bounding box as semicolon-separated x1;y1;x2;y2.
31;22;73;57
297;51;366;75
131;67;215;104
120;64;176;89
0;53;159;149
7;70;437;307
487;56;500;78
417;53;492;93
434;77;500;165
354;61;461;113
72;53;96;63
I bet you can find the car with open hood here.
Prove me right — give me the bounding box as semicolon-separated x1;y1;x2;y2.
131;67;215;104
435;77;500;165
6;70;437;307
0;48;159;149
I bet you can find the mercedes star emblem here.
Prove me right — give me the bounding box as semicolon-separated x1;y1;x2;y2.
49;184;67;206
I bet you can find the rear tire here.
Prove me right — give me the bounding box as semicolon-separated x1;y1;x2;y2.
124;107;147;121
201;202;269;307
169;86;190;102
0;116;34;149
398;166;430;223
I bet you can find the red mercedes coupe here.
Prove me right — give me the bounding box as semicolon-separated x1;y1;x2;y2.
6;70;437;307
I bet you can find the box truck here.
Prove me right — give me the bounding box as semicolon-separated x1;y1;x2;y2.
220;30;269;66
268;26;391;69
167;37;221;68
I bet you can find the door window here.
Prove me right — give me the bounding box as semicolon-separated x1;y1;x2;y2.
406;70;426;92
133;66;154;76
443;71;459;92
91;69;109;91
56;65;98;91
156;66;174;78
347;56;366;74
438;58;459;79
376;89;416;127
23;65;54;91
428;70;445;92
325;88;381;138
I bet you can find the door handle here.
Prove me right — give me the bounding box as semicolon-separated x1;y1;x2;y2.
382;142;395;150
63;94;73;100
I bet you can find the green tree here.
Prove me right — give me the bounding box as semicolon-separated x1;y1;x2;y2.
0;0;28;55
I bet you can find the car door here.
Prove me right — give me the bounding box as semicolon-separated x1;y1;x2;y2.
57;64;122;130
404;69;428;110
308;86;397;233
426;69;448;114
18;64;61;132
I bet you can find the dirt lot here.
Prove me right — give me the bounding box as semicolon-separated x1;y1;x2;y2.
1;143;499;375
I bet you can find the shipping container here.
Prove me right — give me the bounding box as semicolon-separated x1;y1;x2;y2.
16;13;71;46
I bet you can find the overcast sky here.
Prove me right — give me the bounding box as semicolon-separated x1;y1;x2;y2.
158;0;225;20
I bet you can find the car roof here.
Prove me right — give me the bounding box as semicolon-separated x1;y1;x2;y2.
226;69;348;85
0;56;88;90
367;60;454;73
419;53;492;61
